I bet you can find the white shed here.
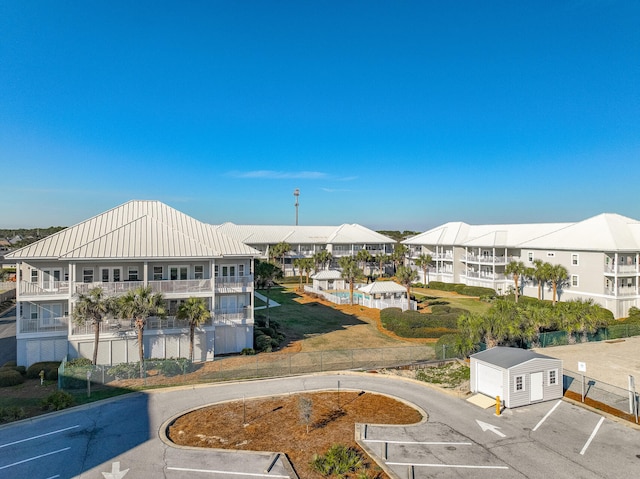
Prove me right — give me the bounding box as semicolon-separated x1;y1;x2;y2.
470;347;563;408
311;269;345;291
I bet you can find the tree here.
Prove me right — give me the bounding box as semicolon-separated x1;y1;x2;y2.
255;260;283;327
72;287;113;365
505;261;527;303
391;244;408;273
313;250;332;272
271;241;291;271
301;258;314;284
395;265;418;310
375;254;390;277
293;258;304;290
338;256;362;306
548;264;569;305
532;260;551;300
118;285;166;378
356;249;373;275
414;253;433;285
176;297;211;363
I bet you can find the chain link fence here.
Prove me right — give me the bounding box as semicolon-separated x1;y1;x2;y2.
58;345;438;389
537;323;640;348
563;369;639;423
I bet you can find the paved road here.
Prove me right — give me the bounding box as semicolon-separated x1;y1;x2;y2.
0;306;16;366
1;373;638;479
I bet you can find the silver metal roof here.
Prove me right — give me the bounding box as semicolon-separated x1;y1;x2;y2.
471;347;558;369
6;200;260;260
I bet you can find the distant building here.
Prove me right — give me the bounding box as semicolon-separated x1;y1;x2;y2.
404;213;640;318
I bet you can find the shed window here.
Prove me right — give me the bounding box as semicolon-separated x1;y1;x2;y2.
549;369;558;386
515;375;525;392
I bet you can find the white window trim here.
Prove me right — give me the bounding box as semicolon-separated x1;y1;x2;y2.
571;275;579;287
548;369;558;386
153;266;164;281
194;265;204;280
128;267;139;281
571;253;579;266
169;265;189;281
514;374;525;392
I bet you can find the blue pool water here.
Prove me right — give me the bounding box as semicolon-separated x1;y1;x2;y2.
333;291;364;300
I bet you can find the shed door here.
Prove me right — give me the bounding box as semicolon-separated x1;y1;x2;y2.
477;363;503;399
531;372;544;401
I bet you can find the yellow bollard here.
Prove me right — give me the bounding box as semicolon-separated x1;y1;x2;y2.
496;395;501;416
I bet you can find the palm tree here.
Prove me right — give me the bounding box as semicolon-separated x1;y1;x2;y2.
118;285;166;378
272;241;291;271
375;254;390;277
395;265;418;310
504;261;527;303
532;260;550;300
548;264;569;305
356;249;373;275
414;253;433;285
72;287;113;365
301;258;314;284
313;250;332;271
176;297;211;363
255;260;283;327
338;256;362;306
293;258;304;290
391;244;408;273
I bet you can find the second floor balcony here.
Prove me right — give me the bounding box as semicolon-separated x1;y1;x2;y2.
18;315;69;334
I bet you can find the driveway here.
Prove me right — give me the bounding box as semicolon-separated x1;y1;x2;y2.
1;373;638;478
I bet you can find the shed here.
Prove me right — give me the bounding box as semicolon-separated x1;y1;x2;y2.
311;269;345;291
470;347;563;408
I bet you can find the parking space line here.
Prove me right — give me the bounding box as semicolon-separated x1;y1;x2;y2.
387;461;509;470
532;400;562;432
167;466;289;477
0;447;71;470
0;425;79;448
580;417;605;455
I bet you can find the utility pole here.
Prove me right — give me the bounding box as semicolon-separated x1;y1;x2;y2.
293;188;300;225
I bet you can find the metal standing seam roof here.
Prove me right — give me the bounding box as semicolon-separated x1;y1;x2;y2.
5;200;261;260
358;281;407;295
311;269;343;280
471;347;559;369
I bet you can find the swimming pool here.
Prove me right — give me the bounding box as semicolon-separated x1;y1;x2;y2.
332;291;364;300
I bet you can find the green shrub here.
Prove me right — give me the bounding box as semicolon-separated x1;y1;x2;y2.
26;361;61;379
108;362;140;380
1;360;17;368
310;444;364;477
0;406;26;423
41;391;75;411
0;369;25;387
380;307;459;339
241;348;256;355
67;357;93;367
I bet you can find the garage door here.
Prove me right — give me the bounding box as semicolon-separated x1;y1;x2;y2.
477;363;503;399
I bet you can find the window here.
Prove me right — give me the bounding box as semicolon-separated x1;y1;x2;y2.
30;304;38;320
194;265;204;279
572;275;579;287
571;254;579;266
153;266;163;280
527;252;533;263
113;268;121;282
547;252;555;258
515;375;524;392
549;369;558;386
128;267;139;281
238;264;245;277
31;269;38;283
83;268;94;283
214;265;219;277
102;269;110;282
170;266;188;281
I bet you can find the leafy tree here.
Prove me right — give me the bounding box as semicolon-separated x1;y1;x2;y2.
255;260;283;327
414;253;433;284
395;265;418;310
72;287;114;365
504;261;527;303
176;297;211;362
548;264;569;305
118;286;166;378
338;256;362;306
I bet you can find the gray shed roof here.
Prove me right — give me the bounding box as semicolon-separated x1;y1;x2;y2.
471;347;557;369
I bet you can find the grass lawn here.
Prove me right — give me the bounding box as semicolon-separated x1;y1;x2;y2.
412;287;492;316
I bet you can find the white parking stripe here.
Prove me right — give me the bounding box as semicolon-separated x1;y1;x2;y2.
532;400;562;431
580;417;605;455
387;461;509;470
364;440;472;445
0;447;71;470
0;425;80;448
168;466;289;477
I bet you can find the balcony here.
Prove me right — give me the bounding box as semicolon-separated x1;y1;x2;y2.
604;265;638;275
76;281;143;296
19;281;70;297
462;255;513;265
148;279;212;295
604;287;638;297
70;315;191;335
214;275;254;292
463;271;508;281
19;315;69;334
213;309;251;325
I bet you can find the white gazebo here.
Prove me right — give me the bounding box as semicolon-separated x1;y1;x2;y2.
357;281;417;311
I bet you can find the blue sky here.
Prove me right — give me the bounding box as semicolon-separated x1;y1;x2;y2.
1;1;639;231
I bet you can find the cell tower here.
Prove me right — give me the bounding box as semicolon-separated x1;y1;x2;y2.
293;188;300;225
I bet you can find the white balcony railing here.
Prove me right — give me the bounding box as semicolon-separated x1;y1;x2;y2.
19;281;70;296
214;276;254;290
604;288;638;297
148;279;212;294
19;315;69;334
75;281;143;296
70;315;192;335
604;265;638;275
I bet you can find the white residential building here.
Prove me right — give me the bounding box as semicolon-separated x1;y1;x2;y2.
213;223;396;276
6;200;259;367
403;213;640;318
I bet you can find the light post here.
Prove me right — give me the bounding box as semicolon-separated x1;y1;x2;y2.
293;189;299;225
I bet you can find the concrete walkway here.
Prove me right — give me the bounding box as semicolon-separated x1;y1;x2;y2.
254;291;280;310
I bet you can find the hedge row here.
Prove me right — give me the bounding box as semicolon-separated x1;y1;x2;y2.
380;307;460;339
426;282;496;298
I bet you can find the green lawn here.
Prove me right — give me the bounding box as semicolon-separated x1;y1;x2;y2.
412;287;492;316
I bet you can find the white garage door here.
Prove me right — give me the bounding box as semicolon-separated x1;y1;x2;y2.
477;363;503;399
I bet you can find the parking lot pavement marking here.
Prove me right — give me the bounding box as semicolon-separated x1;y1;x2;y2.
580;416;605;456
0;447;71;471
532;400;562;432
476;420;506;437
0;424;79;449
167;467;289;477
386;462;509;470
363;440;472;446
